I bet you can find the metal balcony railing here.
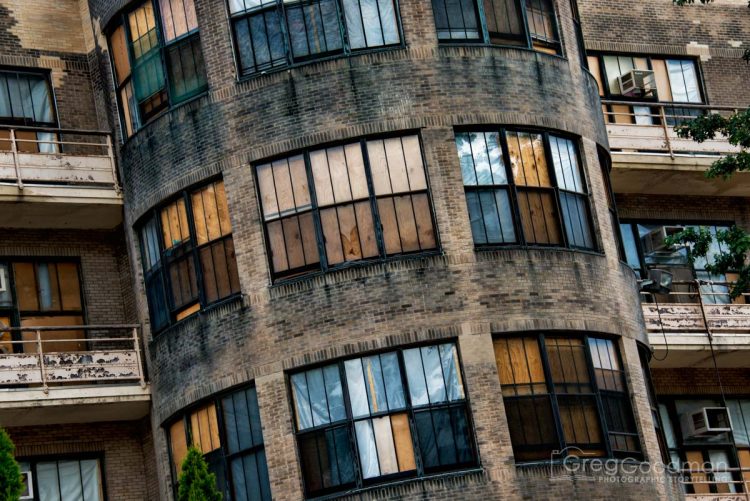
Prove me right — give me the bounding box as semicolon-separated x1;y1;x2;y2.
641;281;750;335
0;324;145;392
678;466;750;500
0;126;120;192
602;101;743;158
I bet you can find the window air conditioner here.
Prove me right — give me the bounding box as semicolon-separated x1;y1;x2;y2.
20;470;33;500
640;226;685;254
617;69;657;98
680;407;732;438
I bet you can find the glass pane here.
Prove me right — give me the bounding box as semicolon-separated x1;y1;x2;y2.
159;0;198;41
549;136;583;193
431;0;480;40
286;0;343;60
36;462;62;501
324;364;347;422
381;352;406;410
291;372;314;429
559;192;593;249
363;355;389;414
421;345;447;403
455;131;506;186
345;358;370;418
728;400;750;446
545;337;591;393
166;34;207;103
504;395;558;461
355;420;380;478
344;0;400;49
80;460;102;501
403;347;428;406
439;343;464;401
307;368;332;427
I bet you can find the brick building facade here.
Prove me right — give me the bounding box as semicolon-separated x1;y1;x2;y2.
0;0;747;500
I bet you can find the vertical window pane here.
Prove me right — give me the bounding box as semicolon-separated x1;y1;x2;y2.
234;11;287;76
159;0;199;41
286;0;344;60
170;420;188;474
483;0;525;45
299;427;356;496
431;0;480;40
344;0;400;49
516;190;562;245
526;0;559;53
190;403;221;453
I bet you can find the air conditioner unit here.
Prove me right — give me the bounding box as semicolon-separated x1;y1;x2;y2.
680;407;732;438
20;470;33;500
617;69;657;98
641;226;685;254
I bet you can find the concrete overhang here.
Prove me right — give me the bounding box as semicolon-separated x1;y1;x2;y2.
611;153;750;196
0;383;151;426
649;333;750;368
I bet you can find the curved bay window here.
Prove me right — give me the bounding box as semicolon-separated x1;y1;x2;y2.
139;179;240;333
168;385;272;500
456;129;595;250
255;133;438;281
228;0;401;77
432;0;561;54
108;0;208;138
493;334;642;462
290;342;476;497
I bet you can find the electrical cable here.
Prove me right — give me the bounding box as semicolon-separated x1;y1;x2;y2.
651;291;670;361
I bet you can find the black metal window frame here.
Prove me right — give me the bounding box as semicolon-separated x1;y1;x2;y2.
0;258;87;353
657;396;746;495
107;0;208;139
165;383;272;501
17;453;108;501
432;0;563;56
137;178;241;334
596;146;626;261
227;0;405;79
254;131;441;283
288;340;478;498
618;219;735;280
494;332;643;463
455;126;598;252
0;67;59;128
586;51;708;105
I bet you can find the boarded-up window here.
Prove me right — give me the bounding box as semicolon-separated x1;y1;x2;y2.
256;134;438;281
109;0;206;137
139;179;240;333
494;334;642;463
526;0;560;54
483;0;525;45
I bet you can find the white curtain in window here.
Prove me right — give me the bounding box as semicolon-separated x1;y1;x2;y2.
36;462;62;501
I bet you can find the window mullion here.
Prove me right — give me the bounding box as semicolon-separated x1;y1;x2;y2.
360;138;387;259
583;335;613;458
183;191;206;308
541;132;569;249
475;0;490;44
518;0;533;49
498;127;525;245
151;0;174;107
302;151;329;271
538;334;565;452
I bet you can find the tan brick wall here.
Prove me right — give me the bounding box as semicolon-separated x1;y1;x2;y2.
8;419;157;501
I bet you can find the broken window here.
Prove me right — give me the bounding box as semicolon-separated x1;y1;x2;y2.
290;342;475;497
108;0;207;138
256;133;438;281
138;179;241;333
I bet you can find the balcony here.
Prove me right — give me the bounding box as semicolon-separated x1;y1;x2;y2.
0;126;123;229
642;282;750;368
0;324;150;426
603;101;750;197
678;466;750;500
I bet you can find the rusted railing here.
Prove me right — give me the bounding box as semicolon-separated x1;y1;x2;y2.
641;281;750;334
679;465;750;500
602;101;743;158
0;324;145;393
0;126;119;192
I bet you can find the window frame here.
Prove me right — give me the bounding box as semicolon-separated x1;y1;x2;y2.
588;52;707;128
253;130;441;283
432;0;564;57
494;332;644;463
0;257;87;353
136;177;241;334
0;66;60;129
165;384;272;501
226;0;406;80
288;340;479;498
107;0;208;140
17;453;107;501
455;126;597;252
